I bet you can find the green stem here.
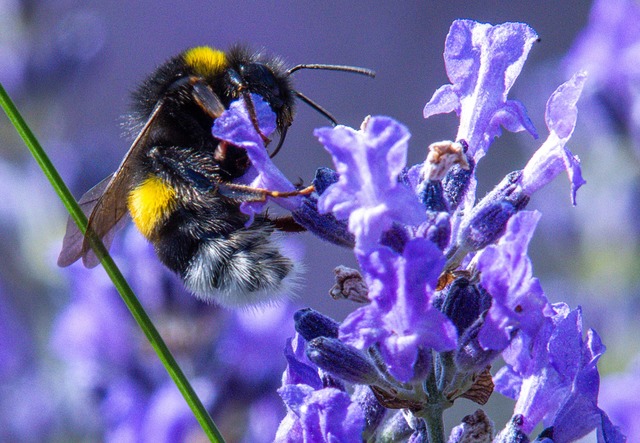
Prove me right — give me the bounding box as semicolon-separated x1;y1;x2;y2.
415;362;448;443
420;405;445;443
0;83;225;443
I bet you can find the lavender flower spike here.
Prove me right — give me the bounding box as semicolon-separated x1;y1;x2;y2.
520;71;588;205
424;20;539;161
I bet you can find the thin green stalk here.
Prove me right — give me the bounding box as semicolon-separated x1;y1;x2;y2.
0;83;225;443
415;361;448;443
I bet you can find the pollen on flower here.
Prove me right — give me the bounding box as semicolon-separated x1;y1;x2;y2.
421;140;470;181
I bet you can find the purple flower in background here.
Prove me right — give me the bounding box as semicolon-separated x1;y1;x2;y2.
0;286;32;380
598;358;640;441
53;226;293;442
0;287;56;442
564;0;640;155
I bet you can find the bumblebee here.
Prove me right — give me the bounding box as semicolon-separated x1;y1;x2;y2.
58;45;373;307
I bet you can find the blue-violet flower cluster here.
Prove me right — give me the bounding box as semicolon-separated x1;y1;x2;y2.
230;20;628;442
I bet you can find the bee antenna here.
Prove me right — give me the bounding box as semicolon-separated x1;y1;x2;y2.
270;91;337;158
293;90;338;126
287;64;376;78
273;63;374;157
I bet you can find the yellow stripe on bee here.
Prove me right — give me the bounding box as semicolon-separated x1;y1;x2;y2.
127;175;177;238
183;46;227;77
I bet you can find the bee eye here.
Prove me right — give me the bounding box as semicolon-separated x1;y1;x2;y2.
241;63;281;97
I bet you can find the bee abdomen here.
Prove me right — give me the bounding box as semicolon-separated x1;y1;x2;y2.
180;223;300;307
128;175;177;239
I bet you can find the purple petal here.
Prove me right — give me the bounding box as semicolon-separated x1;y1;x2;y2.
423;85;460;117
549;329;618;443
282;335;322;389
424;20;539;161
476;211;550;351
316;117;426;252
278;384;315;419
277;385;365;442
300;388;365;442
598;413;627;443
211;94;300;219
494;365;523;400
500;305;616;437
340;239;456;383
520;71;588;205
211;94;276;145
274;410;303;443
507;306;577;432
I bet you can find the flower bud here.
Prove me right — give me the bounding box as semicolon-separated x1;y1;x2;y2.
380;224;410;253
418;180;448;212
442;153;475;210
329;266;369;303
313;167;340;194
294;308;340;341
455;312;503;372
459;171;529;252
306;337;382;385
448;409;495;443
439;278;491;335
377;410;414;442
413;211;451;251
292;168;355;248
421;140;470;182
352;385;387;440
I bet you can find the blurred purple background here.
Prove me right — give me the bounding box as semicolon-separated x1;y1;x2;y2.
5;0;638;441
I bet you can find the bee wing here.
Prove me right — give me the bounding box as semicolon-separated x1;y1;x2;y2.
57;174;113;267
57;101;166;268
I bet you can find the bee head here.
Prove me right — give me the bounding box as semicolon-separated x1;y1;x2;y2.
225;46;296;135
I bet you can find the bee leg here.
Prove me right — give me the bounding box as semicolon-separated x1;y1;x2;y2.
225;68;272;146
272;215;306;232
261;184;315;198
189;78;226;119
217;182;315;201
241;90;271;146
